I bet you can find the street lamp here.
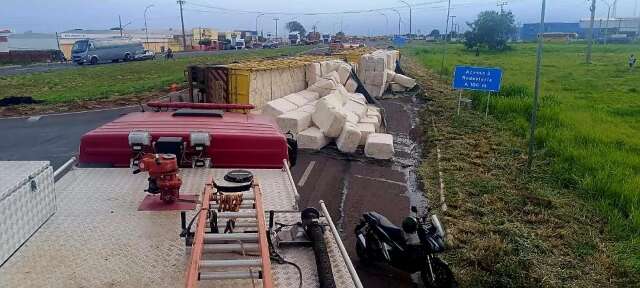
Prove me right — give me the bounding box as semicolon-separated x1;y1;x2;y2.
377;12;389;36
602;0;612;45
398;0;412;37
440;0;452;75
144;4;154;47
391;8;402;36
256;13;265;38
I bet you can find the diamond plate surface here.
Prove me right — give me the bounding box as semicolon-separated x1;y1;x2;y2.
0;168;356;288
0;162;55;266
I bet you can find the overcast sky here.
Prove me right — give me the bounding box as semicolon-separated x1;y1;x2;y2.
2;0;639;35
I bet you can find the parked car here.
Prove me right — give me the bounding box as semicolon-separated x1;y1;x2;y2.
262;41;279;49
135;50;155;61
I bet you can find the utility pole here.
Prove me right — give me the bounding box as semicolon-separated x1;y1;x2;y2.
450;15;457;40
497;1;508;13
586;0;596;64
399;0;412;37
273;17;279;41
144;4;153;48
177;0;187;50
528;0;546;170
119;15;123;37
440;0;452;75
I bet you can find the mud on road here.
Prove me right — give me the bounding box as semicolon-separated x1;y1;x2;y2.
291;91;428;288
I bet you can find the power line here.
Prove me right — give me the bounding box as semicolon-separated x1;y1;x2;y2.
186;0;449;16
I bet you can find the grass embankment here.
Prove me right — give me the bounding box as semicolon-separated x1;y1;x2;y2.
404;42;640;286
0;47;310;103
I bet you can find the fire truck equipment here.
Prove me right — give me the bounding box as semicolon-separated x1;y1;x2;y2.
134;154;182;203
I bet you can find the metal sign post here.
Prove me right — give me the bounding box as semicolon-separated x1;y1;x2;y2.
452;66;503;117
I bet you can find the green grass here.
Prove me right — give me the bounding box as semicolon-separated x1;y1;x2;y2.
406;42;640;271
0;47;310;103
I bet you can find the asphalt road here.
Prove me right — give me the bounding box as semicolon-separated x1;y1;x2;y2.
0;49;242;77
0;107;137;169
0;93;427;287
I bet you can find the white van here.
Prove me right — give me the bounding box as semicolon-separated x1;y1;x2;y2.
71;39;144;65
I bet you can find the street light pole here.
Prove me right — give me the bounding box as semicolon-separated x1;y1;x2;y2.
377;12;389;36
144;4;154;48
273;17;279;41
399;0;412;37
604;1;612;45
586;0;596;63
391;8;402;36
440;0;452;75
256;13;265;39
527;0;546;170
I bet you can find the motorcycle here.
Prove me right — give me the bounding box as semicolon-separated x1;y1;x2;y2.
354;207;456;287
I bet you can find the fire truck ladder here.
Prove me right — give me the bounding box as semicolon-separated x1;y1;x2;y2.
185;178;273;288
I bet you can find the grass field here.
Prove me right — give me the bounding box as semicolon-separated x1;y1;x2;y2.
406;42;640;273
0;47;310;103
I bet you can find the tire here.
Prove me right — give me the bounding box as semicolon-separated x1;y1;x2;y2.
123;53;131;62
76;62;84;66
90;57;98;65
421;257;457;288
355;237;371;265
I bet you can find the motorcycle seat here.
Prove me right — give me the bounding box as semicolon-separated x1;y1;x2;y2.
367;212;404;242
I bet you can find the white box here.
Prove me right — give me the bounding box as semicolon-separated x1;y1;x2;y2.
298;127;330;150
336;123;362;153
0;161;55;264
365;133;394;159
276;110;312;135
262;98;299;117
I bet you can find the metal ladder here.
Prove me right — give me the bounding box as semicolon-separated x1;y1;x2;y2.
185;178;273;288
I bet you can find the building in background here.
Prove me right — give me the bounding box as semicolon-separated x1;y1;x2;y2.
520;22;583;42
0;29;10;53
192;27;218;47
8;31;58;51
579;17;640;42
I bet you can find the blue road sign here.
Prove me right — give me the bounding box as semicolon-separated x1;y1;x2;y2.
452;66;503;92
392;36;407;47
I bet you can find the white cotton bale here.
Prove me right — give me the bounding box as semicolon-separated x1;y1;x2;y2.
306;63;321;86
336;122;362;153
367;104;381;113
345;111;359;124
323;71;341;84
298;127;330;150
308;78;338;97
276;110;312;135
299;90;320;102
349;93;367;104
386;70;415;89
283;92;311;107
336;63;352;85
345;78;358;93
343;99;368;119
300;102;317;113
360;115;381;131
364;133;394;160
357;123;376;145
364;84;386;98
262;98;299;118
373;56;386;72
365;71;387;86
366;107;382;122
390;82;406;93
312;97;347;137
322;92;346;107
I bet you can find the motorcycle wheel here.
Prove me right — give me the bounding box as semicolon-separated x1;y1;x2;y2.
355;237;371;265
420;256;458;288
